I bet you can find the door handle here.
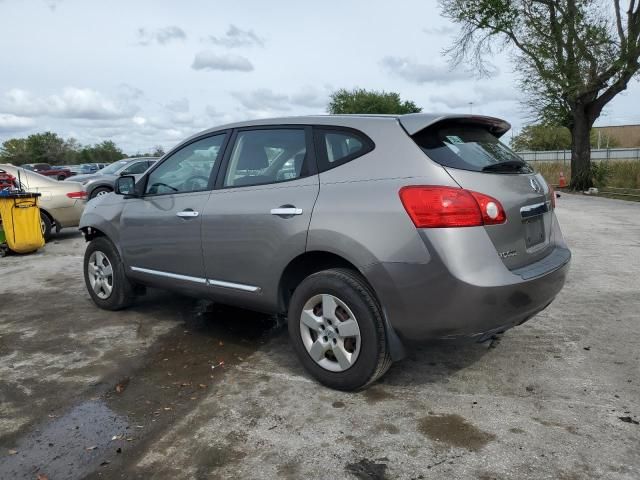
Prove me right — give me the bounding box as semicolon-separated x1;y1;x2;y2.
176;209;199;218
270;207;303;216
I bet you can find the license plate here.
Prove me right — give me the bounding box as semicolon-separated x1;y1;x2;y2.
524;216;545;248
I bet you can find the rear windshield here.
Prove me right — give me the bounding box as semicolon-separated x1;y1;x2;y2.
412;121;532;173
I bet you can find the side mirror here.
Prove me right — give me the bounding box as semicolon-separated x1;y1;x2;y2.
115;176;136;196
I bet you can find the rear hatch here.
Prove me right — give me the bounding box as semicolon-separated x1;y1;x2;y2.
404;116;554;270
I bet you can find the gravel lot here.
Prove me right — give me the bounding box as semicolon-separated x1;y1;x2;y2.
1;193;639;480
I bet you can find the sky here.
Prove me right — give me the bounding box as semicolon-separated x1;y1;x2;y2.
1;0;639;154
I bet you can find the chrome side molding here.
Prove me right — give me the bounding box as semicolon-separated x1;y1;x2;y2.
130;266;260;293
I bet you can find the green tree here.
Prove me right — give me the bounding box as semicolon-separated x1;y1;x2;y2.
512;125;573;150
512;124;618;151
80;140;126;164
328;88;422;114
440;0;640;190
25;132;70;165
0;138;31;165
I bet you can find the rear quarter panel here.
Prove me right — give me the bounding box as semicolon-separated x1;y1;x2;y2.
307;119;458;267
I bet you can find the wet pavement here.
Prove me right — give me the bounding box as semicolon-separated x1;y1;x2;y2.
1;194;639;479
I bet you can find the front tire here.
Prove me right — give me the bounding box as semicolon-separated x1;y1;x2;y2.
40;212;52;241
90;187;112;200
288;268;392;391
84;237;135;310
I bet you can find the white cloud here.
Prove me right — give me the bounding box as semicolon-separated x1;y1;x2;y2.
137;26;186;46
429;84;521;109
0;87;138;119
206;25;264;48
165;98;190;113
0;113;35;131
232;89;290;111
290;86;330;108
422;26;455;35
231;87;330;113
191;51;254;72
381;56;467;84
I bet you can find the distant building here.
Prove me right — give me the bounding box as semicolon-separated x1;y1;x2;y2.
593;125;640;148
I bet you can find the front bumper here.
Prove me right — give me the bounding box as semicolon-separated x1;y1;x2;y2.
364;245;570;343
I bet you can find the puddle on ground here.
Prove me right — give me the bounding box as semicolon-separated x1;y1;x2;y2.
418;413;496;451
2;291;282;480
345;458;389;480
0;400;129;479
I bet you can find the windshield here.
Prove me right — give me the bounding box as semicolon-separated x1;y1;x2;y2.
98;160;129;175
412;121;532;173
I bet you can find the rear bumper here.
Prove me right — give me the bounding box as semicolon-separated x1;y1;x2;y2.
363;244;570;343
48;200;86;228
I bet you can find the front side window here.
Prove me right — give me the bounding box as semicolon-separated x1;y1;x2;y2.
223;129;308;187
314;128;373;172
145;134;226;195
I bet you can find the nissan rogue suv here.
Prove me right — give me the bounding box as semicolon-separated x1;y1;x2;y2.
80;114;570;390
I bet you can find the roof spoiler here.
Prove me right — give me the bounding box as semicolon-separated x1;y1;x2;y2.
398;113;511;138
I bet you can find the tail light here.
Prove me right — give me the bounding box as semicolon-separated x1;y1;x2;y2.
66;191;87;199
399;186;506;228
548;185;556;209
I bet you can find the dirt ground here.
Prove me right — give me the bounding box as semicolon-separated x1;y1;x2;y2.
1;193;639;480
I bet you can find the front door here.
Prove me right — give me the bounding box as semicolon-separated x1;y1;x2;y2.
120;132;228;291
201;127;319;311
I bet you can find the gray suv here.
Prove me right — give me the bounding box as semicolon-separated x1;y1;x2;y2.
68;157;157;199
80;114;570;390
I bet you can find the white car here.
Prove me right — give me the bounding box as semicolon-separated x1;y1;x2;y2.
0;164;87;240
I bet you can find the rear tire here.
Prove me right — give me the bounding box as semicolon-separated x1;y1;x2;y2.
57;175;66;181
40;212;52;241
90;187;112;199
84;237;135;310
288;268;392;391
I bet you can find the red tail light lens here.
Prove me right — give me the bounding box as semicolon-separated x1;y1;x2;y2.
399;186;506;228
548;185;556;209
66;191;87;199
468;191;507;225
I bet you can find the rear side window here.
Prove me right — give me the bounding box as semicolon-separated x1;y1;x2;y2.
412;121;532;173
314;128;374;172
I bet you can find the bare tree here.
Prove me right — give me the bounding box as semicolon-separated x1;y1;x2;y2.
440;0;640;189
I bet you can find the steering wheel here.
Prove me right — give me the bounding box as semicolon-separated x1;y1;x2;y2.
183;175;209;191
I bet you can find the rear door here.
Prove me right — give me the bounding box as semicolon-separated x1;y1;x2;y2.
201;126;319;310
119;133;228;290
408;118;555;270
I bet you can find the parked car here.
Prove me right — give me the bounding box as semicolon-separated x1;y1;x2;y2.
68;158;157;199
0;168;17;190
1;164;87;240
21;163;73;181
79;114;570;390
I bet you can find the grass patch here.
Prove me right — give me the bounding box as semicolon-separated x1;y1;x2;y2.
532;160;640;190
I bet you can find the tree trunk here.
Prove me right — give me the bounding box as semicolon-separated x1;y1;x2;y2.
569;110;593;191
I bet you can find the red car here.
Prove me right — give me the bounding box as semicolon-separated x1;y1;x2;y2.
0;169;17;190
22;163;73;181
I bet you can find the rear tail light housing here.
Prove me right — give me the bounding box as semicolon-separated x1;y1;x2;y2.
66;191;87;199
399;186;506;228
548;184;556;209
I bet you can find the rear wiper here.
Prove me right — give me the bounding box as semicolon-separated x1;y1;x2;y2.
482;160;530;173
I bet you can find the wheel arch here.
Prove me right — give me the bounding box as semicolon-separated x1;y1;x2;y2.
279;250;406;361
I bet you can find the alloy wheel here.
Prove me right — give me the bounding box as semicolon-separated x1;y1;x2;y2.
299;294;361;372
87;250;114;299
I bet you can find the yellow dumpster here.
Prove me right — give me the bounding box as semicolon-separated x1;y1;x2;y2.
0;193;45;254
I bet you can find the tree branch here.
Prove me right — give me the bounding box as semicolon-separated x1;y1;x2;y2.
614;0;627;51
